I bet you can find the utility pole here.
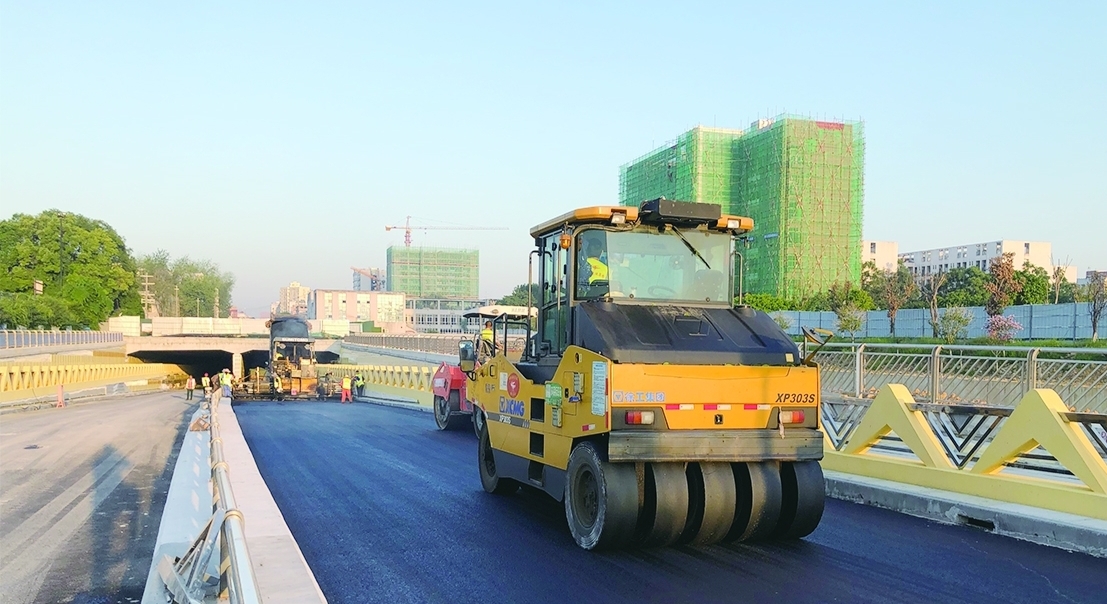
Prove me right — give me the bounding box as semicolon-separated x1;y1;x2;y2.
196;298;201;317
173;285;180;317
139;272;159;317
213;288;220;319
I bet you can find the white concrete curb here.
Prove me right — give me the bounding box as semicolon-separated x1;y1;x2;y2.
825;470;1107;558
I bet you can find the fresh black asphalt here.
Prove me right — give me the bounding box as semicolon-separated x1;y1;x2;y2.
235;401;1106;604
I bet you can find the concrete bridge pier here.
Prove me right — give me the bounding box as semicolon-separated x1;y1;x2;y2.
233;352;244;379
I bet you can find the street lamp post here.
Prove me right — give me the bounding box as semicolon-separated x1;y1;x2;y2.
58;211;68;283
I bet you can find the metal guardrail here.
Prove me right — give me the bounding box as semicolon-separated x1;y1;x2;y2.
823;385;1107;521
814;343;1107;414
0;329;123;349
158;393;261;604
347;333;527;355
0;362;180;395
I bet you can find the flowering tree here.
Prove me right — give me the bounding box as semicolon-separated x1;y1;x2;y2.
985;315;1022;342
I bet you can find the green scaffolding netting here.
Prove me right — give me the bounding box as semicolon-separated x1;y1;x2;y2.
386;246;480;298
619;116;864;300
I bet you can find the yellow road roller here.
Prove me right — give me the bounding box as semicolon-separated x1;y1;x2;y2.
461;199;827;550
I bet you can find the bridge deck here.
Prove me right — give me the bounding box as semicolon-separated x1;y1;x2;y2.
236;401;1106;604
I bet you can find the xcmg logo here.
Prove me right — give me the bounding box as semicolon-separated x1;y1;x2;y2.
499;396;525;417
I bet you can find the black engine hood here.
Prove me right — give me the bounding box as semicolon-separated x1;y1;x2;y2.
572;301;800;366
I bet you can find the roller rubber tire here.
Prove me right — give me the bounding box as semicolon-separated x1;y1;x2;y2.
565;442;639;550
681;462;736;545
726;461;783;543
477;421;518;495
472;405;485;437
637;463;689;547
773;461;825;539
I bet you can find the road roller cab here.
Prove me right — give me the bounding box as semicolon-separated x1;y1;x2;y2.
466;199;829;550
431;305;536;432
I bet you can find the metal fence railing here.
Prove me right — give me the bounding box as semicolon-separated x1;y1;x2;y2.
813;343;1107;414
158;393;261;604
0;329;123;350
347;333;528;356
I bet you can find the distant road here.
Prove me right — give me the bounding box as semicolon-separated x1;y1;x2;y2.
0;393;195;604
237;401;1107;604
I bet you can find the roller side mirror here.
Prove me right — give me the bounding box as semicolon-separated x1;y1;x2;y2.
459;340;476;373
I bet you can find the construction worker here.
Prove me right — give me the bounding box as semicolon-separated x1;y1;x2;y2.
220;369;233;398
480;320;495;357
354;372;365;398
582;238;608;284
185;375;196;400
340;374;353;404
201;373;211;400
273;373;283;395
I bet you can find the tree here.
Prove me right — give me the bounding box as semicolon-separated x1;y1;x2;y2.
936;307;973;344
1050;256;1072;304
0;210;140;327
1078;272;1107;342
920;272;949;338
0;292;78;329
939;266;989;308
742;293;793;312
984;253;1022;316
826;281;874;313
1013;262;1049;306
870;262;917;338
498;283;541;307
137;251;235;317
772;312;792;333
861;260;880;293
835;304;865;343
985;315;1023;342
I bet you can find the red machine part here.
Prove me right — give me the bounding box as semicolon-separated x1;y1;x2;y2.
432;362;471;413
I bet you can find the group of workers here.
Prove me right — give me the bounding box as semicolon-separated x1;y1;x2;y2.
182;369;367;403
182;369;234;401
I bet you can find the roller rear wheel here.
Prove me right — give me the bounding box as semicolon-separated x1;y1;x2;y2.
773;461;825;539
636;463;689;547
681;462;737;545
565;443;639;550
725;461;783;543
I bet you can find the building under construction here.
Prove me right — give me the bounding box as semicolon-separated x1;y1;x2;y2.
385;246;479;299
619;115;864;300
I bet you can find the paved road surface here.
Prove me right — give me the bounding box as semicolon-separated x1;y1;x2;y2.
0;392;196;604
236;401;1106;604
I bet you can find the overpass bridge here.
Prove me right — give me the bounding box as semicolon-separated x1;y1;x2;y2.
1;334;1105;603
122;336;342;379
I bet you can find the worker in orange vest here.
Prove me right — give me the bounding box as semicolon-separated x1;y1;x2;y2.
341;374;353;404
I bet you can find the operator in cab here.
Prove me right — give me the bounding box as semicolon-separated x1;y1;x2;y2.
479;320;495;358
577;231;609;298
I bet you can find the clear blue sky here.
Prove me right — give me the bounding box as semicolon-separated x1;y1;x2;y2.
3;1;1104;316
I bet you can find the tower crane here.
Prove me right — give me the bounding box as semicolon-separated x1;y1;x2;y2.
384;216;507;247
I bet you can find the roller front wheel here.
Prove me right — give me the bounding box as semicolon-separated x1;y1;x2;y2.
565;442;639;550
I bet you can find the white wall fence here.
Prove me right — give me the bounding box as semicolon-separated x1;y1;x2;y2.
0;330;123;350
774;302;1098;340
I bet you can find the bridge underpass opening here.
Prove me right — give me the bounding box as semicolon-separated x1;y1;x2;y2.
130;350;233;379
